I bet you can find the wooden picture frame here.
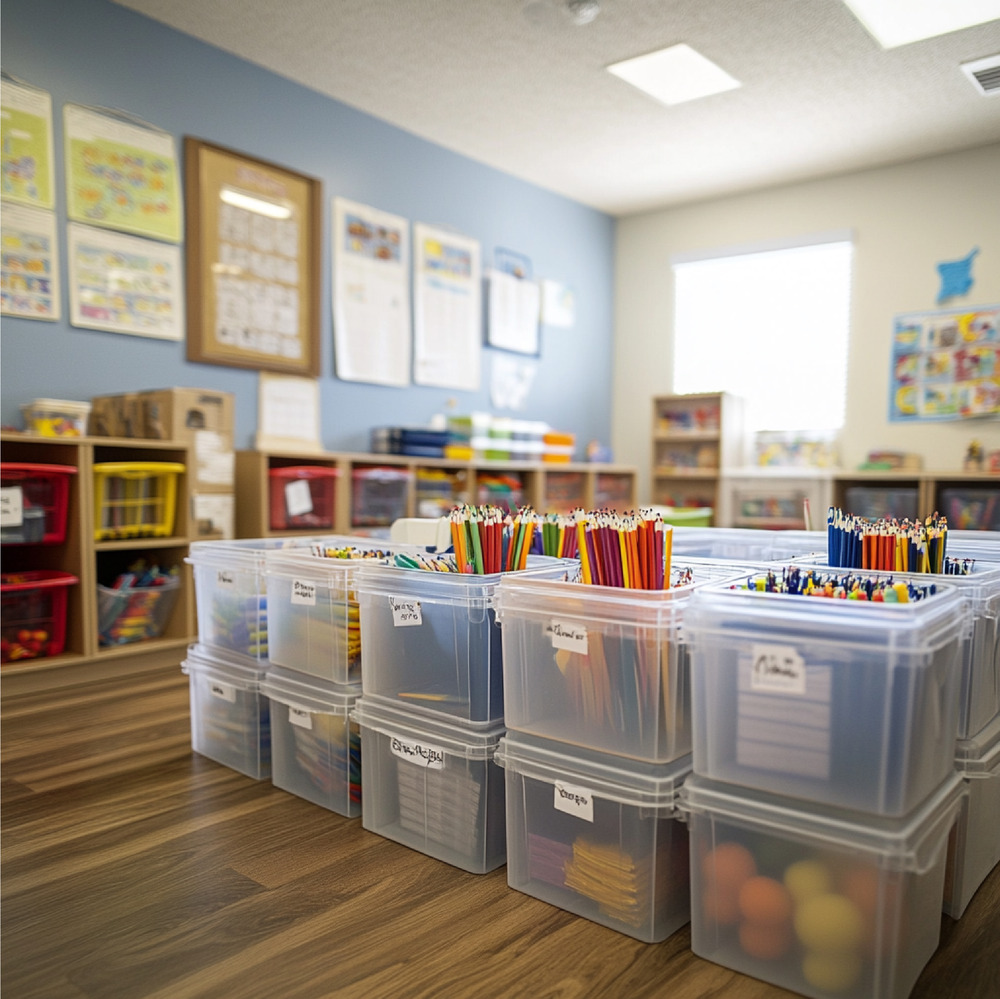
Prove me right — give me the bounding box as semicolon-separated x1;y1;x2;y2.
184;137;321;376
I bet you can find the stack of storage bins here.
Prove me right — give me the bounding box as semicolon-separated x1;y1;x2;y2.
351;555;572;874
680;570;972;999
493;561;740;942
183;535;404;794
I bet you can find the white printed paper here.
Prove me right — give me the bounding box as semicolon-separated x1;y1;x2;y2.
749;643;807;695
290;578;317;606
288;705;313;730
390;735;445;769
413;223;481;390
332;197;411;386
486;268;540;354
1;486;24;527
1;202;60;320
210;681;236;703
284;479;313;518
546;619;588;655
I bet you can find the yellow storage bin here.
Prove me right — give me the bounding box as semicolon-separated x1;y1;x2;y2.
93;461;185;540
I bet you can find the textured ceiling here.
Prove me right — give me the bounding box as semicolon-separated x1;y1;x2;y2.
110;0;1000;216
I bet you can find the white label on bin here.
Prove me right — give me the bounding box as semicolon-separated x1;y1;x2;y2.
0;486;24;527
291;578;316;606
288;705;313;730
390;596;422;627
390;735;444;768
750;643;807;695
210;681;237;703
554;781;594;822
216;570;236;589
285;479;313;518
546;619;588;655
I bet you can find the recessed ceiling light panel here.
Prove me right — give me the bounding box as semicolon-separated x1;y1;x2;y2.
607;43;741;107
841;0;1000;49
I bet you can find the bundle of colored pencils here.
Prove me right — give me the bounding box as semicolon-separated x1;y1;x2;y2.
826;508;968;574
574;508;673;589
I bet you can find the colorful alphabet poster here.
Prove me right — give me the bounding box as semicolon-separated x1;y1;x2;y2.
890;305;1000;421
68;222;183;340
1;203;60;320
1;80;55;209
64;104;181;243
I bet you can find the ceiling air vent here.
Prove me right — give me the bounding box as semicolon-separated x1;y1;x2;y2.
961;54;1000;96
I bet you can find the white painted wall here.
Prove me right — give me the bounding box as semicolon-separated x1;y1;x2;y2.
614;143;1000;505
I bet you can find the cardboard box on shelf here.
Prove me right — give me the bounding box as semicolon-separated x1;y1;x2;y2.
89;393;142;438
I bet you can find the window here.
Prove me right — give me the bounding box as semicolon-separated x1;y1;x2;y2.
672;236;853;433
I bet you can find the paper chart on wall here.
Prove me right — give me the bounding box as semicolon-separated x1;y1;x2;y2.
889;304;1000;421
63;104;182;243
1;203;60;321
68;222;183;339
332;197;411;386
1;80;55;210
485;267;540;355
413;223;481;391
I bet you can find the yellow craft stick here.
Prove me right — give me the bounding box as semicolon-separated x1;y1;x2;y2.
577;517;592;584
663;523;673;588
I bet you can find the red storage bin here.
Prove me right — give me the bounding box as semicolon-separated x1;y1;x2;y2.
1;463;76;545
1;570;78;662
269;466;339;530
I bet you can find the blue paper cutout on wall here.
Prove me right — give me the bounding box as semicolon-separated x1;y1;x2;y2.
937;247;978;304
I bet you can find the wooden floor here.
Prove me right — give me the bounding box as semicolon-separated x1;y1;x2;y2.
2;666;998;999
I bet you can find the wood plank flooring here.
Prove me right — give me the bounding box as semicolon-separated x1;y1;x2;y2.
2;666;998;999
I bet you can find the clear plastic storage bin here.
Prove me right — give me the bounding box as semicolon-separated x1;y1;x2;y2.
182;643;271;779
495;733;691;942
794;557;1000;740
496;562;743;763
264;540;419;685
668;527;827;562
681;771;966;999
943;711;1000;918
686;577;969;815
351;698;506;873
356;556;574;724
260;667;362;817
187;535;348;664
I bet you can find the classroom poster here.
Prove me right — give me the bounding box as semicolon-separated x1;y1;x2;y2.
889;304;1000;421
1;80;55;209
413;223;481;391
0;203;60;320
63;104;182;242
68;222;183;339
485;268;541;355
332;196;411;386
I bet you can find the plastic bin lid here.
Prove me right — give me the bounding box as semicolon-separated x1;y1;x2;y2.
0;569;79;590
24;398;92;411
187;534;357;571
355;554;576;604
350;696;505;759
1;462;78;476
495;560;773;629
679;771;967;874
268;465;340;478
954;710;1000;777
260;665;361;713
494;730;690;809
180;642;268;687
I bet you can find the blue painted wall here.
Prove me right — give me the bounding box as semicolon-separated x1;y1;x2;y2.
1;0;615;452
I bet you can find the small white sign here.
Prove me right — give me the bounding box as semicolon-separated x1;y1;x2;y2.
216;569;236;589
390;735;445;769
553;781;594;822
0;486;24;527
390;595;423;627
285;479;313;518
291;578;316;606
209;681;237;703
750;643;807;695
546;619;588;655
288;705;313;730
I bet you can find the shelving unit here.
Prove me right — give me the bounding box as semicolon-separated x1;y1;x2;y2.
1;431;196;686
235;449;638;538
651;392;745;525
719;467;834;530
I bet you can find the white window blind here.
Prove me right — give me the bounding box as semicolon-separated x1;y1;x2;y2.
672;238;853;433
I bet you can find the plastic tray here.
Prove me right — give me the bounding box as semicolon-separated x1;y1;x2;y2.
1;569;78;662
92;461;184;540
1;462;76;545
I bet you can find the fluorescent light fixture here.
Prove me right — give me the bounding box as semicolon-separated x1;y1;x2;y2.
841;0;1000;49
607;43;741;107
219;186;292;219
